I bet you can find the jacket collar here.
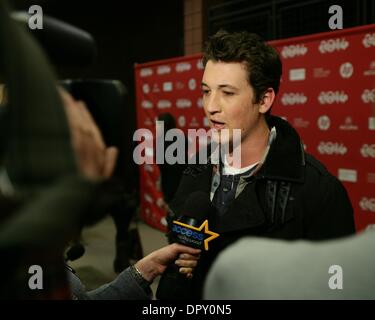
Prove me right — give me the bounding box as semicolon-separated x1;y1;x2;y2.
256;115;305;183
207;115;305;183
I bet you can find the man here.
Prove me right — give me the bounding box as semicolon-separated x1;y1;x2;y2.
161;30;355;299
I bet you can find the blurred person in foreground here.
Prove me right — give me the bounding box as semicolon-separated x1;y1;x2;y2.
0;0;199;299
204;227;375;299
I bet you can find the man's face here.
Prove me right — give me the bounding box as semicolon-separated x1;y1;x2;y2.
201;60;263;145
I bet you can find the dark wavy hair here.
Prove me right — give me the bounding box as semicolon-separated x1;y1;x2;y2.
203;30;282;108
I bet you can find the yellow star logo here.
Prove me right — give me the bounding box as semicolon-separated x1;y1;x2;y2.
173;220;219;250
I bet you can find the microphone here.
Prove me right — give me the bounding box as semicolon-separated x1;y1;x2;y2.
156;191;219;300
169;191;218;250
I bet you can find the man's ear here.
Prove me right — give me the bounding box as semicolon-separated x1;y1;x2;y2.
258;88;275;114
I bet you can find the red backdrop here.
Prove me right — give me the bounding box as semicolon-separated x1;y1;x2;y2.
135;25;375;232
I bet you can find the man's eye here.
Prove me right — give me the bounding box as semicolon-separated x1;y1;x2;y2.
202;89;210;95
223;91;234;96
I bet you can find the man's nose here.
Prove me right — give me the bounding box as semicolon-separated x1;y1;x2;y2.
204;92;221;114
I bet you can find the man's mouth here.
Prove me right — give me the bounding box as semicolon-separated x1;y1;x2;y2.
211;119;226;130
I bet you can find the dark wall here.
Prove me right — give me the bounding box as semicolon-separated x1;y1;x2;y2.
11;0;184;188
205;0;374;41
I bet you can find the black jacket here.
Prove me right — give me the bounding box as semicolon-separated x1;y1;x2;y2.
159;115;355;300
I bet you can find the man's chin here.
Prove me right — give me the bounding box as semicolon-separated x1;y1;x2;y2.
210;129;232;145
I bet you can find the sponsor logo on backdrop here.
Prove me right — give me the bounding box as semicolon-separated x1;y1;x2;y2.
176;99;192;109
203;117;210;127
339;117;358;130
160;216;168;227
157;65;171;75
188;78;197;90
145;208;150;217
197;59;204;70
197;97;203;108
359;197;375;212
189;117;200;128
176;62;192;73
319;38;349;53
156;198;165;208
318;91;348;104
289;68;306;81
281;44;308;58
293;117;310;128
175;81;184;90
144;118;153;127
281;93;307;105
317;115;331;130
141;100;153;109
369;117;375;130
144;193;153;204
178;116;186;127
338;168;357;183
361;89;375;103
142;83;150;94
360;144;375;158
367;173;375;184
364;61;375;76
163;82;173;92
152;83;160;93
318;141;347;155
339;62;353;78
362;33;375;48
144;164;154;173
157;100;172;109
313;67;331;78
140;68;153;77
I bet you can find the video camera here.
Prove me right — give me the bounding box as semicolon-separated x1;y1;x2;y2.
11;11;130;180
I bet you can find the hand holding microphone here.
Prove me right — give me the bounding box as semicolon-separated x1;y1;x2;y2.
175;251;200;279
156;191;219;299
169;191;219;275
134;243;201;283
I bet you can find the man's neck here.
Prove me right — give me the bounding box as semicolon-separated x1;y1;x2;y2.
229;117;270;169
